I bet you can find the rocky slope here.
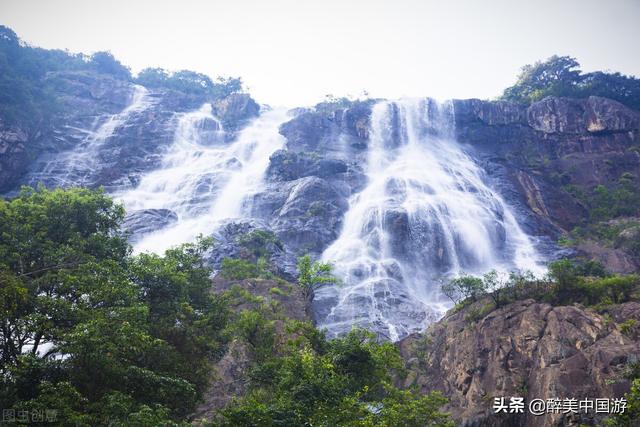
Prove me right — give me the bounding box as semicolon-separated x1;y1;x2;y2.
0;70;259;194
398;298;640;426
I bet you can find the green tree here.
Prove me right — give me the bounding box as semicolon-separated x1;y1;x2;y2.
135;68;242;99
89;51;131;80
581;71;640;111
135;67;170;88
217;328;453;426
296;255;338;302
501;55;640;111
502;55;582;103
441;275;486;305
607;378;640;426
0;187;229;424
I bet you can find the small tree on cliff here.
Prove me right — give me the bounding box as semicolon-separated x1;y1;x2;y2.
296;255;337;302
441;275;486;305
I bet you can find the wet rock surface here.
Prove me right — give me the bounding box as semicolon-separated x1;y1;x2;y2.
122;208;178;243
398;298;640;427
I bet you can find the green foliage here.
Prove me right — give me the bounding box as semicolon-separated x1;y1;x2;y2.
216;328;453;426
582;71;640;113
296;255;338;301
230;310;276;362
464;302;495;324
501;55;640;111
441;275;485;305
606;379;640;426
442;259;637;310
89;51;131;80
0;24;242;127
546;258;638;306
586;181;640;222
269;286;287;296
442;270;522;308
135;67;242;99
236;229;282;260
619;319;638;338
219;258;260;280
502;55;582;103
0;187;229;425
0;26;78;124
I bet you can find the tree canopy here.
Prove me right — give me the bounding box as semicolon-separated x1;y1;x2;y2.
0;187;453;425
501;55;640;111
0;186;229;425
0;25;243;126
135;68;242;99
216;327;454;427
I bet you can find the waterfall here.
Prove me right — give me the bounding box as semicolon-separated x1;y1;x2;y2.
117;105;290;254
316;98;543;341
28;85;152;188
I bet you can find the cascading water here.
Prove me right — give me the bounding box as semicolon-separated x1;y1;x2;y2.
27;85;152;188
117;105;290;254
315;98;542;341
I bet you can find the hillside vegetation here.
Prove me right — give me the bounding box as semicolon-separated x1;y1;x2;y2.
0;187;453;426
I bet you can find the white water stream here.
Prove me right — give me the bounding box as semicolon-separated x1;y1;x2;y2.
116;105;290;254
31;85;152;187
316;99;543;340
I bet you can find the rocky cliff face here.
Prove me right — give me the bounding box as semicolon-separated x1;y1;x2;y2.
453;96;640;271
5;77;638;274
398;298;640;427
0;70;259;194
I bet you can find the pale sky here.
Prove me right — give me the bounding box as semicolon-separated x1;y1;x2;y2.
1;0;639;107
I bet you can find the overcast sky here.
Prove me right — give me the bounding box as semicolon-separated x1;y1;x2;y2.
1;0;639;107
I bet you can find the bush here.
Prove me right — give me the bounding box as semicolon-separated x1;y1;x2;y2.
607;379;640;426
237;229;282;260
441;259;637;310
619;319;638;338
219;258;260;280
231;310;275;361
441;275;485;305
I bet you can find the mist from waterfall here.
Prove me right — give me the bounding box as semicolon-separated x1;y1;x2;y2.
117;105;290;254
316;98;543;341
27;85;153;188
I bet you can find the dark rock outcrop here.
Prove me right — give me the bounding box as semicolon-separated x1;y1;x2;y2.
279;100;372;154
206;219;297;280
0;121;30;191
211;93;260;130
399;298;640;427
256;176;349;255
123;208;178;242
453;95;640;270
